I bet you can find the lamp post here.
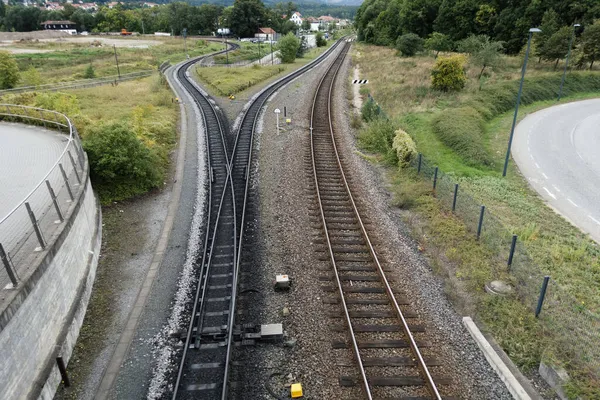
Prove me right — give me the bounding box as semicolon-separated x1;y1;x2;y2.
502;28;541;177
558;23;580;101
183;28;188;59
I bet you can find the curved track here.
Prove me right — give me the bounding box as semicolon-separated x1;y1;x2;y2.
172;38;347;399
310;41;447;399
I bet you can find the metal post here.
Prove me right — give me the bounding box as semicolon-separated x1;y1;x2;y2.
270;38;274;65
535;276;550;318
56;356;71;387
558;24;580;101
502;28;541;177
113;45;121;79
433;167;439;190
476;205;486;240
225;36;228;65
452;183;459;212
46;180;64;222
39;110;47;128
25;202;46;250
0;243;19;287
284;106;287;117
183;28;188;59
59;163;74;201
417;153;422;174
141;19;145;35
507;234;518;269
68;151;81;185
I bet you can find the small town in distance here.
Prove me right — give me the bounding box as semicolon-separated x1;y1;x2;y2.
0;0;599;399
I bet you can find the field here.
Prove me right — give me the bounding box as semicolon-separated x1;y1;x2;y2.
353;43;600;397
7;36;223;86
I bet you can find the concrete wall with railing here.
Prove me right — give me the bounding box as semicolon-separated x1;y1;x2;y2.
0;105;101;399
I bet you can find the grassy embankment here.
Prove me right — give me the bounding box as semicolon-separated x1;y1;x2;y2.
12;37;222;85
353;43;600;397
194;40;336;97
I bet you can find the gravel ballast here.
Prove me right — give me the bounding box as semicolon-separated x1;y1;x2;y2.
229;42;514;399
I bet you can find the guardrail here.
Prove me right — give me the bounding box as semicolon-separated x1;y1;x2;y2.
0;104;87;290
0;70;153;96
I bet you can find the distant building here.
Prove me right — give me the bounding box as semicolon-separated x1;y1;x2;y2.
143;2;158;7
255;27;276;41
40;20;77;35
289;11;303;26
306;17;320;32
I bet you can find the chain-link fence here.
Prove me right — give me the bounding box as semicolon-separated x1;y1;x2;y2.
409;152;600;385
0;104;87;290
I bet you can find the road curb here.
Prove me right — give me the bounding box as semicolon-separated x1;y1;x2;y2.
463;317;540;400
94;65;189;400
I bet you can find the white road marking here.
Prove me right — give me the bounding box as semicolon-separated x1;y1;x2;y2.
542;173;548;179
543;187;556;199
568;198;579;207
589;215;600;226
552;185;561;192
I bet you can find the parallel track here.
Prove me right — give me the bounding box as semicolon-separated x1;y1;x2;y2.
310;41;447;399
172;37;347;399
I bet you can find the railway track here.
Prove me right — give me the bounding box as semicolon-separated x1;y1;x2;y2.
309;41;449;399
171;38;347;399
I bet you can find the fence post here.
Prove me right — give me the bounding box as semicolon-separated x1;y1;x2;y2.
59;164;74;202
0;243;19;287
56;356;71;387
25;202;46;250
476;205;486;240
507;234;518;270
39;109;47;129
46;180;64;223
417;153;422;174
433;167;439;190
535;276;550;318
452;184;459;212
68;151;82;185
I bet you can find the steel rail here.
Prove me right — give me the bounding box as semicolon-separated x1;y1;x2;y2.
310;40;442;399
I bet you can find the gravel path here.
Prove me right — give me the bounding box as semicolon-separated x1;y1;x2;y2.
229;43;514;399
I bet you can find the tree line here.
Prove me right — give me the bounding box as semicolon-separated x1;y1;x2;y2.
356;0;600;56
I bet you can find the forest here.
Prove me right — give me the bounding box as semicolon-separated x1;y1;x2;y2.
356;0;600;54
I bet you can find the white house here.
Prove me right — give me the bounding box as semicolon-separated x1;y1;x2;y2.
289;12;303;26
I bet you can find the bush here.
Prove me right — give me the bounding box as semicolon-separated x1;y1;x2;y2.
0;51;19;89
431;107;492;166
358;117;398;164
396;33;424;57
277;33;300;63
431;55;467;92
361;97;382;122
83;64;96;79
83;121;163;202
21;66;41;87
316;32;327;47
33;92;81;115
392;128;417;168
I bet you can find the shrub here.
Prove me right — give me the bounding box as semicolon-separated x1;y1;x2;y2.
83;63;96;79
277;33;300;63
21;66;41;87
431;55;467;92
431;107;492;166
316;32;327;47
424;32;453;58
396;33;424;57
34;92;81;115
83;121;163;202
358;117;398;164
0;51;19;89
392;128;417;168
361;97;382;122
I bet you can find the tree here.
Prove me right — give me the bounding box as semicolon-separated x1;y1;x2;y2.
297;35;308;58
396;33;424;56
230;0;267;38
582;21;600;69
84;64;96;79
458;35;504;79
540;26;572;70
277;32;300;63
301;19;310;31
0;51;19;89
424;32;452;57
0;1;6;19
534;9;561;61
431;55;467;91
316;31;327;47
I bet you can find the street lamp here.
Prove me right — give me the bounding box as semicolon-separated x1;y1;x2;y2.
502;27;541;177
558;23;581;101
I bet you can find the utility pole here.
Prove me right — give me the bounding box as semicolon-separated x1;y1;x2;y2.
502;28;541;177
113;44;121;79
270;37;274;65
141;19;145;35
558;23;581;101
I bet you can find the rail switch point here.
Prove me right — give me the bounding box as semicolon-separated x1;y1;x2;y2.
274;274;290;290
290;383;303;398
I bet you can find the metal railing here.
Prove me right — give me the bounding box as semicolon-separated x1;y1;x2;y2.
0;104;87;290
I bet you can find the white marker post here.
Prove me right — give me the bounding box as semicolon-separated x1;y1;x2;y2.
274;108;281;135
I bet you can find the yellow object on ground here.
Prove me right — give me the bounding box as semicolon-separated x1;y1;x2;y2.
290;383;303;398
286;118;291;124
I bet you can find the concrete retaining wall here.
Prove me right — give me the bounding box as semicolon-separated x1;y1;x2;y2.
0;173;101;399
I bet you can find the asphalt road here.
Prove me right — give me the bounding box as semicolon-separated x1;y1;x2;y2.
512;98;600;243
